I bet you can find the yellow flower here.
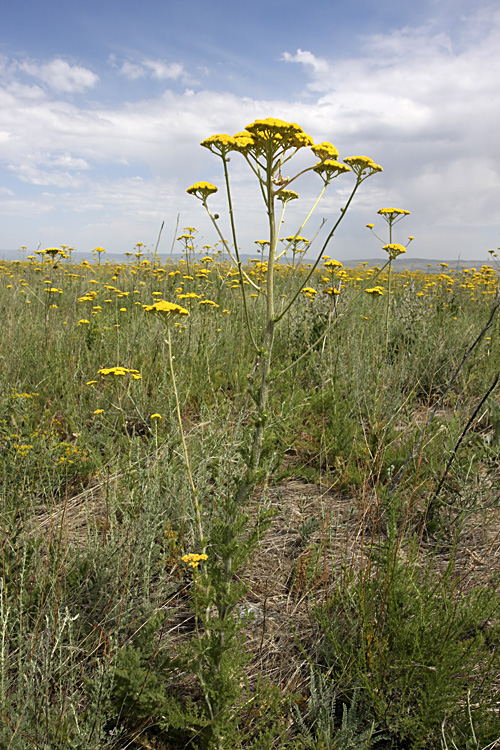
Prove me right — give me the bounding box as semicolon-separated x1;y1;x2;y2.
343;156;383;176
199;299;219;307
98;367;141;378
377;207;410;217
200;134;238;156
313;160;351;182
277;189;299;202
78;319;90;325
150;413;163;419
86;380;98;386
365;286;385;296
285;236;309;244
181;553;208;569
143;299;190;323
383;243;407;260
323;259;343;268
186;181;218;201
93;409;104;415
311;142;339;161
244;118;313;150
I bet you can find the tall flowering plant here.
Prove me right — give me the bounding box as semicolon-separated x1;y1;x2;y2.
188;118;383;500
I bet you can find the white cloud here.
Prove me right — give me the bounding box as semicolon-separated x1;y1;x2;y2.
17;58;99;92
1;8;500;260
281;49;330;76
113;56;195;85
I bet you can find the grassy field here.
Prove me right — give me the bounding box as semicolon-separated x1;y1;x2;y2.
2;245;500;749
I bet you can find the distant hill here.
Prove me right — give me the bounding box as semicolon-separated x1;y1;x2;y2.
340;257;495;271
1;250;495;272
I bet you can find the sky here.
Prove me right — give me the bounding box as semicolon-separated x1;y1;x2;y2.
1;0;500;262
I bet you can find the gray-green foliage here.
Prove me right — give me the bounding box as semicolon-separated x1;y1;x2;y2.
291;668;380;749
315;548;500;749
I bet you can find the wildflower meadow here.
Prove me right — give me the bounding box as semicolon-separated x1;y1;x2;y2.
2;118;500;749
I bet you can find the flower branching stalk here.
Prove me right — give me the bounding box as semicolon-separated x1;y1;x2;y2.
189;121;383;501
143;300;205;548
367;208;413;354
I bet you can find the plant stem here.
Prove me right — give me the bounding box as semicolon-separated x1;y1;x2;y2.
166;326;205;549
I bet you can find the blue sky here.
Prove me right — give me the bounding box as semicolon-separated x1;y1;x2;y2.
1;0;500;260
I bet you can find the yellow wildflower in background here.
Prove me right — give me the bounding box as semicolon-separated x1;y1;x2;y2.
98;367;142;380
182;553;208;569
143;299;190;324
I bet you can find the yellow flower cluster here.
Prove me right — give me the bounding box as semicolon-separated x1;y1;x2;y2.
98;366;142;379
344;156;383;176
383;243;407;260
277;189;299;203
186;182;218;201
311;142;340;161
378;208;410;217
313;159;351;182
143;299;190;323
181;553;208;569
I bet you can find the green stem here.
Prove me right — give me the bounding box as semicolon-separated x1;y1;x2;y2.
166;326;205;549
274;178;362;324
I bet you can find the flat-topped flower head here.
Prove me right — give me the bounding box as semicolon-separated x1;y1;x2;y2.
311;142;339;162
45;247;61;258
98;366;141;379
200;134;238;157
186;182;218;201
243;118;314;153
313;160;351;183
232;131;256;151
383;243;407;260
365;286;385;296
181;552;208;569
285;235;309;244
277;189;299;203
143;299;190;324
343;156;383;177
323;259;343;268
377;208;410;220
